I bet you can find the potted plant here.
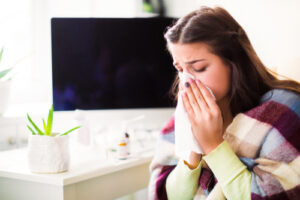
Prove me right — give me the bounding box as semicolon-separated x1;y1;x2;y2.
26;105;80;173
0;47;13;115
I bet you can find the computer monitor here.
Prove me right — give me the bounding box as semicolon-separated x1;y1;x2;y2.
51;17;177;111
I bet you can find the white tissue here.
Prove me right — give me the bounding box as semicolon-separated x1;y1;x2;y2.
178;72;216;101
174;72;216;161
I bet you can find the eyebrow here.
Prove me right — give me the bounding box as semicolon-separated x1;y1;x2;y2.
173;59;206;66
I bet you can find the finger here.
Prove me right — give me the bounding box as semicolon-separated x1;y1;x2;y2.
196;80;218;109
189;78;209;111
179;81;184;92
181;91;195;118
184;81;201;114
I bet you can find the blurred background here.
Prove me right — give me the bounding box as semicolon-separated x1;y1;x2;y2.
0;0;300;112
0;0;300;199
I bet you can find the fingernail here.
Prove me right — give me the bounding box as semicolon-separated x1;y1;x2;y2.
196;80;201;85
189;78;194;83
185;82;190;88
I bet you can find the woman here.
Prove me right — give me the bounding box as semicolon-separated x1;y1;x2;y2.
149;6;300;200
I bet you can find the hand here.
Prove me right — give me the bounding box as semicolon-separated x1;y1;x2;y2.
180;79;224;155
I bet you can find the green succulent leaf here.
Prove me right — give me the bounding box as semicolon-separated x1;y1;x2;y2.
0;48;3;64
42;118;48;135
46;105;53;136
59;126;81;136
27;125;36;135
0;68;12;79
27;114;44;135
26;105;81;137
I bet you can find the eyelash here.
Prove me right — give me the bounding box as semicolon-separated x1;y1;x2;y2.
194;66;207;72
174;66;207;73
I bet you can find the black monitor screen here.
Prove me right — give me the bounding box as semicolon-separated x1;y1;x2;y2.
51;17;177;111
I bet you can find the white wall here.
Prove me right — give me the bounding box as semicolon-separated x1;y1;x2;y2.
163;0;300;82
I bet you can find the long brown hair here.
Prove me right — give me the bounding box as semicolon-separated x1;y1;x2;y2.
165;6;300;116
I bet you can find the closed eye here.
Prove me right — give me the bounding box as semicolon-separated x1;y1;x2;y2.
194;66;207;72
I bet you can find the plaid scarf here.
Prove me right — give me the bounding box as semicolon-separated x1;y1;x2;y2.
148;89;300;200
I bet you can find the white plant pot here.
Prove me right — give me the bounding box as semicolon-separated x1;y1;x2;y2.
0;80;11;115
28;134;70;173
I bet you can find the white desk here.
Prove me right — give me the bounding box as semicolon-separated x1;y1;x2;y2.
0;143;155;200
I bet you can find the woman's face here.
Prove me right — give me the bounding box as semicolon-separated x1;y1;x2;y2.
168;42;231;102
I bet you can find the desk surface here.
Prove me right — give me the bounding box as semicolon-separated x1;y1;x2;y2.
0;142;154;186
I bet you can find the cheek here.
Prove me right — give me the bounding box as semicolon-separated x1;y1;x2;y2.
199;68;231;100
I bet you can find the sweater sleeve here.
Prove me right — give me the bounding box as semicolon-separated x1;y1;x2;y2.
203;141;251;200
166;160;202;200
